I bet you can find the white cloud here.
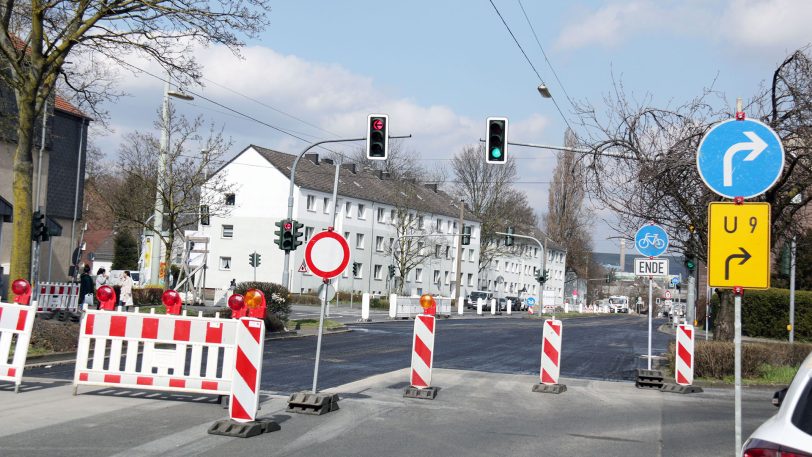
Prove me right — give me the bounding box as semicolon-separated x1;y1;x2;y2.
717;0;812;51
555;1;667;50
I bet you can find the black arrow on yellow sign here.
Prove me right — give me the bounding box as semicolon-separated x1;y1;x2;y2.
724;247;752;280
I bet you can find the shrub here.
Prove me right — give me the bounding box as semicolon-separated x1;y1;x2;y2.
709;288;812;341
233;281;291;324
133;287;164;306
667;339;812;379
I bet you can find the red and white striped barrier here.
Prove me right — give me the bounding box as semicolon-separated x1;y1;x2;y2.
410;314;435;389
675;324;694;385
37;282;80;312
73;308;254;397
230;317;264;422
0;301;36;392
540;319;563;385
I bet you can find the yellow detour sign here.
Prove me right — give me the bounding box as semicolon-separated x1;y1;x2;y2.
707;202;771;289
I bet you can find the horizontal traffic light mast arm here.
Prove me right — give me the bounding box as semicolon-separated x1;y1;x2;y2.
478;139;635;161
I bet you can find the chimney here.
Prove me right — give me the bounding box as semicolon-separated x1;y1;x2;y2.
423;183;438;192
322;158;334;165
341;163;357;174
305;153;319;165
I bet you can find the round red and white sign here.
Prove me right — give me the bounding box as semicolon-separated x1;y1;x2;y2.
665;290;672;299
304;230;350;279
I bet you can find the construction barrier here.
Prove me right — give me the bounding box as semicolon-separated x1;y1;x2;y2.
73;307;249;397
410;314;435;388
675;324;694;386
37;282;80;313
540;318;562;385
0;300;36;392
230;317;265;422
391;296;452;319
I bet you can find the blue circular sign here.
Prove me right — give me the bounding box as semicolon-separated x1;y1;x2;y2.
671;277;680;286
697;118;784;199
634;224;669;257
526;297;536;306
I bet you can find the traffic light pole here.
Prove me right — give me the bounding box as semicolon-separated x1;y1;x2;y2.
281;135;411;290
495;231;545;315
453;200;464;312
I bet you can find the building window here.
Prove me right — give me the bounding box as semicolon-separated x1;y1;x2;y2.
389;237;395;250
356;233;365;249
374;265;383;280
436;219;442;231
444;271;450;284
467;273;474;287
390;209;396;223
469;249;475;261
494;260;499;271
358;204;366;219
305;226;315;241
433;270;440;284
377;207;385;223
344;231;350;241
354;263;363;279
219;257;231;270
376;236;384;252
345;202;352;218
225;193;235;205
418;215;424;228
415;268;423;283
307;195;316;211
222;224;234;238
323;197;331;214
435;245;442;257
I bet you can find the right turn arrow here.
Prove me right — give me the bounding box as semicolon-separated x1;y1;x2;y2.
724;247;752;280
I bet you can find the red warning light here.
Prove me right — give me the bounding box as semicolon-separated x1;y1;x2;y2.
372;118;384;130
283;221;293;231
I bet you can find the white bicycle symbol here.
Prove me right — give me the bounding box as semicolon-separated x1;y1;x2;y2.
637;233;666;250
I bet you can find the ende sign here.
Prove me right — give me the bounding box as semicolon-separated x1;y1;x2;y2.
634;258;669;277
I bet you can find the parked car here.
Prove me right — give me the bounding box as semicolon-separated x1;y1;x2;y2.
466;290;493;310
742;350;812;456
505;296;522;311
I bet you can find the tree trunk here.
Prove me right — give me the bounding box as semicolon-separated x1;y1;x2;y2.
8;99;36;296
713;289;734;340
163;232;174;288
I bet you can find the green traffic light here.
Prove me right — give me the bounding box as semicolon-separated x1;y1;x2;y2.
491;147;502;159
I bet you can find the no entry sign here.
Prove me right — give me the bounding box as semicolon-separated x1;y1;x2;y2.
304;230;350;279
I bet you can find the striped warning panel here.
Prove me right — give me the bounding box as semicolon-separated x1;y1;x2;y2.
540;319;562;385
229;318;265;423
675;324;695;386
410;314;435;389
0;301;36;389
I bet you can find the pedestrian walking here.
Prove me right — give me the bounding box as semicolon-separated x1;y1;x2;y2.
79;265;94;308
120;270;134;309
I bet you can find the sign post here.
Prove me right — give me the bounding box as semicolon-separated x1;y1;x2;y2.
698;108;783;456
634;224;669;370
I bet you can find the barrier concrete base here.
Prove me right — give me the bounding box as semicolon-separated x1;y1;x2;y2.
208;418;280;438
403;386;439;400
356;318;372;323
635;369;664;390
660;383;703;394
532;383;567;394
287;391;340;415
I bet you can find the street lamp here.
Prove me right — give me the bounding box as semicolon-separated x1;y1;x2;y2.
150;77;194;286
537;84;552;98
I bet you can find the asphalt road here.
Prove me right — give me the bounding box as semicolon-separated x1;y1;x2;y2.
28;315;670;393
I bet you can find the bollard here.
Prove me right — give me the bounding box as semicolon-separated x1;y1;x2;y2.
533;318;566;394
360;293;371;322
506;299;512;315
388;293;397;319
477;298;483;315
490;298;496;315
457;294;464;315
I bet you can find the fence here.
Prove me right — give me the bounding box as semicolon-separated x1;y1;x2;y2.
391;296;453;318
0;300;36;392
37;282;80;313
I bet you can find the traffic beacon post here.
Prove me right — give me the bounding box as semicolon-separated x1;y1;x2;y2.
697;101;783;456
287;227;349;416
404;293;439;400
532;317;566;394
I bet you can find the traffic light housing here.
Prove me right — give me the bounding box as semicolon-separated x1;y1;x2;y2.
274;219;294;251
388;265;395;278
505;226;514;247
536;269;548;285
684;255;696;273
274;219;287;251
461;225;471;246
31;210;48;242
366;114;389;160
352;262;360;277
249;252;261;268
292;220;304;249
486;117;508;164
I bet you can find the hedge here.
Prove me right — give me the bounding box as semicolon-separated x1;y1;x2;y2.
710;288;812;340
233;281;291;325
667;340;812;379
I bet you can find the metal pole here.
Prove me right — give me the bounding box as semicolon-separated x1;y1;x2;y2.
687;275;696;326
453;199;464;307
790;236;796;343
312;279;328;393
706;286;710;341
327;158;342;317
647;277;653;370
734;292;742;455
151;78;171;286
47;240;53;282
70;120;86;279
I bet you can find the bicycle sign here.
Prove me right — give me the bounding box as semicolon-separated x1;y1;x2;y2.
634;224;669;257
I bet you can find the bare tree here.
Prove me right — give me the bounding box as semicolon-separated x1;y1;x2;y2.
0;0;271;291
450;144;537;271
96;108;235;283
384;181;441;294
574;48;812;340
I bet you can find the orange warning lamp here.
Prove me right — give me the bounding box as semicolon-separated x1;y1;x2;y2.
96;285;116;310
419;293;436;316
11;279;31;305
228;293;246;319
244;289;267;319
162;289;182;315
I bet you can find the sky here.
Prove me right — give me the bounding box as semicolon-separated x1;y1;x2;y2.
91;0;812;253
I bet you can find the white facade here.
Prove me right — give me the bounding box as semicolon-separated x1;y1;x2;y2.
201;146;482;297
479;237;567;306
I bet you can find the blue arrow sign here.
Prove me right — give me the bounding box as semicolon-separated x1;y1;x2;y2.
697;118;784;199
635;224;669;257
671;277;680;286
526;297;536;306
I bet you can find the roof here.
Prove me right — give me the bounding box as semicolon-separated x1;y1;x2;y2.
250;145;480;222
54;95;88;119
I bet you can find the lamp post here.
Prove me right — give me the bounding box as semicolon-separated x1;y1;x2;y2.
149;77;193;286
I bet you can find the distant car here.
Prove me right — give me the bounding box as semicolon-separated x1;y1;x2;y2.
467;290;493;310
505;296;522;311
742;350;812;456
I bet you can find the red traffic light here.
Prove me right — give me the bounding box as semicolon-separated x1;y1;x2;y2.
372;118;384;130
283;221;293;231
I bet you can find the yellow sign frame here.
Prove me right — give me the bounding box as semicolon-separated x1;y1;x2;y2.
707;202;771;289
